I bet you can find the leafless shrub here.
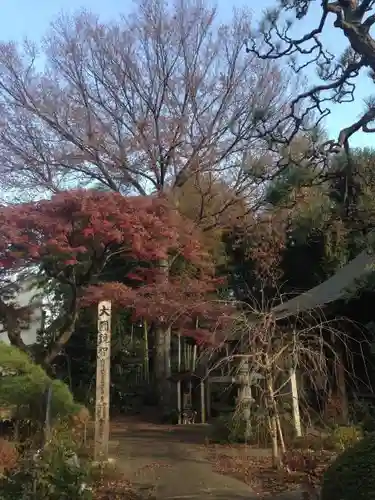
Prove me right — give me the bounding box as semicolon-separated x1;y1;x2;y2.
201;291;370;467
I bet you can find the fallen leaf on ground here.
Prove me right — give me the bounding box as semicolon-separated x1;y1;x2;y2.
93;476;154;500
205;444;336;496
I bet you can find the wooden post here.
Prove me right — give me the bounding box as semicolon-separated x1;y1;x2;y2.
94;300;112;462
290;367;302;437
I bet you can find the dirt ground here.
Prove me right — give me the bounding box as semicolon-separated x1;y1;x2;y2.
109;417;325;499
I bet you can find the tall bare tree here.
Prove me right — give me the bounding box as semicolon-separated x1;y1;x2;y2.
0;0;295;200
0;0;297;411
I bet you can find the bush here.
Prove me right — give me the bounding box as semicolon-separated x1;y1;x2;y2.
0;439;18;474
51;414;92;456
321;432;375;500
0;343;87;429
350;400;375;434
325;425;363;451
0;435;93;499
209;415;232;443
70;407;91;430
291;434;325;451
210;413;249;443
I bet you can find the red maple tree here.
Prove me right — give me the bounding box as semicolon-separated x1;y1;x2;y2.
0;190;229;363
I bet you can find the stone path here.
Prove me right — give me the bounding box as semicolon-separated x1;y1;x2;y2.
110;419;306;500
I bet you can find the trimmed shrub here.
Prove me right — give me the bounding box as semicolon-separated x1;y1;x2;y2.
321;432;375;500
0;343;87;427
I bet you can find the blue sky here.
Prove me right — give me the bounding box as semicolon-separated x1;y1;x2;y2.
0;0;372;148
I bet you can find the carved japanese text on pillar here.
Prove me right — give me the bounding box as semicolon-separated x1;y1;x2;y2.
94;300;111;461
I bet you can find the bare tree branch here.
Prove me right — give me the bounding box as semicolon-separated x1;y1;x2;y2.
247;0;375;159
0;0;296;213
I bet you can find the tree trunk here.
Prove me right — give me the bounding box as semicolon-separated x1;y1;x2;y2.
276;410;286;455
269;414;279;469
337;353;348;425
0;300;29;354
154;325;172;416
153;258;173;416
206;364;211;419
177;333;182;424
143;320;150;383
41;288;78;367
200;379;206;423
266;372;280;469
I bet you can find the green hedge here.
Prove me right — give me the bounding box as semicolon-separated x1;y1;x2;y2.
321;432;375;500
0;342;84;424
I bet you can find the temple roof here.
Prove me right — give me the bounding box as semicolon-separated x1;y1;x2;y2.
271;248;375;320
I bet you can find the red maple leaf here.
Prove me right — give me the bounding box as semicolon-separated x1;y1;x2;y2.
0;189;232;346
